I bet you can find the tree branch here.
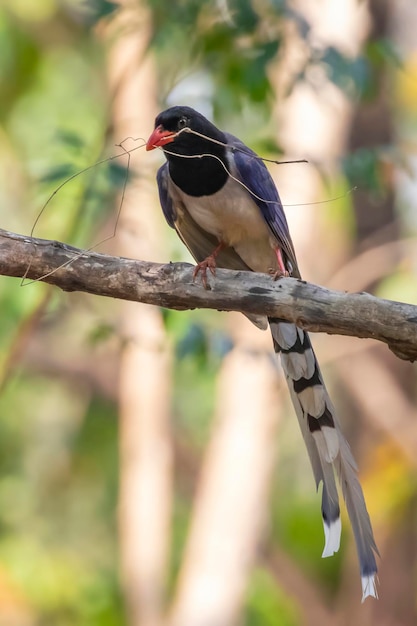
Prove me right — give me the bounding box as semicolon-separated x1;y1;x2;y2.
0;228;416;361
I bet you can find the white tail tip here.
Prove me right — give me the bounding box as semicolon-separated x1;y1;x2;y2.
322;517;341;558
361;574;378;602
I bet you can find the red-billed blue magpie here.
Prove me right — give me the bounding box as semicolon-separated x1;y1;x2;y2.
147;105;378;600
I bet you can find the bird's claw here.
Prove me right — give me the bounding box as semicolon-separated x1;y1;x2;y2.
268;267;289;281
193;256;217;289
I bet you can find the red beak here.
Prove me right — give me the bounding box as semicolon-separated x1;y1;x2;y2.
146;125;175;151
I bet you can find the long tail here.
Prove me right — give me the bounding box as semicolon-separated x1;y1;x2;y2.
269;318;379;601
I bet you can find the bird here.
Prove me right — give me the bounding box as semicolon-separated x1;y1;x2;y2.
147;105;378;601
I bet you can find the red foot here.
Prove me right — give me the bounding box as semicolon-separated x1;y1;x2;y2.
270;247;289;280
193;256;217;289
193;242;225;289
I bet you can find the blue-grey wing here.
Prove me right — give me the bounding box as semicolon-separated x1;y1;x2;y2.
227;133;299;276
157;163;176;228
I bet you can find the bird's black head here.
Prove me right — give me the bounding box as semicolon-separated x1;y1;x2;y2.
146;106;227;157
147;106;229;196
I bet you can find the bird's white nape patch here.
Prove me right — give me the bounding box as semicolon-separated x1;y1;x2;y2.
322;517;341;558
361;574;378;602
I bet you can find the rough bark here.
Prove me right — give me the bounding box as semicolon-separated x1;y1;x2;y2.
1;228;416;361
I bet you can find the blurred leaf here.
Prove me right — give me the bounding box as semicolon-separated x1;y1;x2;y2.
0;11;40;119
319;46;370;96
229;0;259;33
55;130;87;152
87;322;116;346
376;269;417;305
150;0;281;110
210;330;233;359
364;440;417;524
40;164;79;185
176;322;208;362
91;0;119;21
107;160;130;189
254;136;283;155
271;0;287;14
65;0;119;25
342;147;384;193
367;38;403;71
246;568;299;626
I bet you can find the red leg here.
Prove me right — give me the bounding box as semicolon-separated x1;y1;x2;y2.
269;247;289;280
193;242;225;288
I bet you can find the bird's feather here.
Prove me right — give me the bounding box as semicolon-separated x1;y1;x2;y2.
270;319;378;599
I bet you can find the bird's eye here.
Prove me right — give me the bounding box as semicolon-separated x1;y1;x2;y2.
178;116;188;129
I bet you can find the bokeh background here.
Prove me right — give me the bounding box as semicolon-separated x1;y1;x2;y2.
0;0;417;624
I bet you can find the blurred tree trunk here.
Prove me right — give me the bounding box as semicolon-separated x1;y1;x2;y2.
169;316;282;626
107;5;172;626
348;0;396;250
340;1;417;624
271;0;376;614
272;1;417;621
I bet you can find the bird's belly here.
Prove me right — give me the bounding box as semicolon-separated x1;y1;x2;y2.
178;180;278;273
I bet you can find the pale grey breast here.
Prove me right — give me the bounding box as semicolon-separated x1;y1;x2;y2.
169;174;279;274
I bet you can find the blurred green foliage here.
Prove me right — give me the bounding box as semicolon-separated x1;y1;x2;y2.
1;0;416;624
246;569;299;626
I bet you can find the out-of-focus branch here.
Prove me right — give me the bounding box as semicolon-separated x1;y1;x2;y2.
169;318;282;626
337;347;417;464
265;546;337;626
1;228;416;361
